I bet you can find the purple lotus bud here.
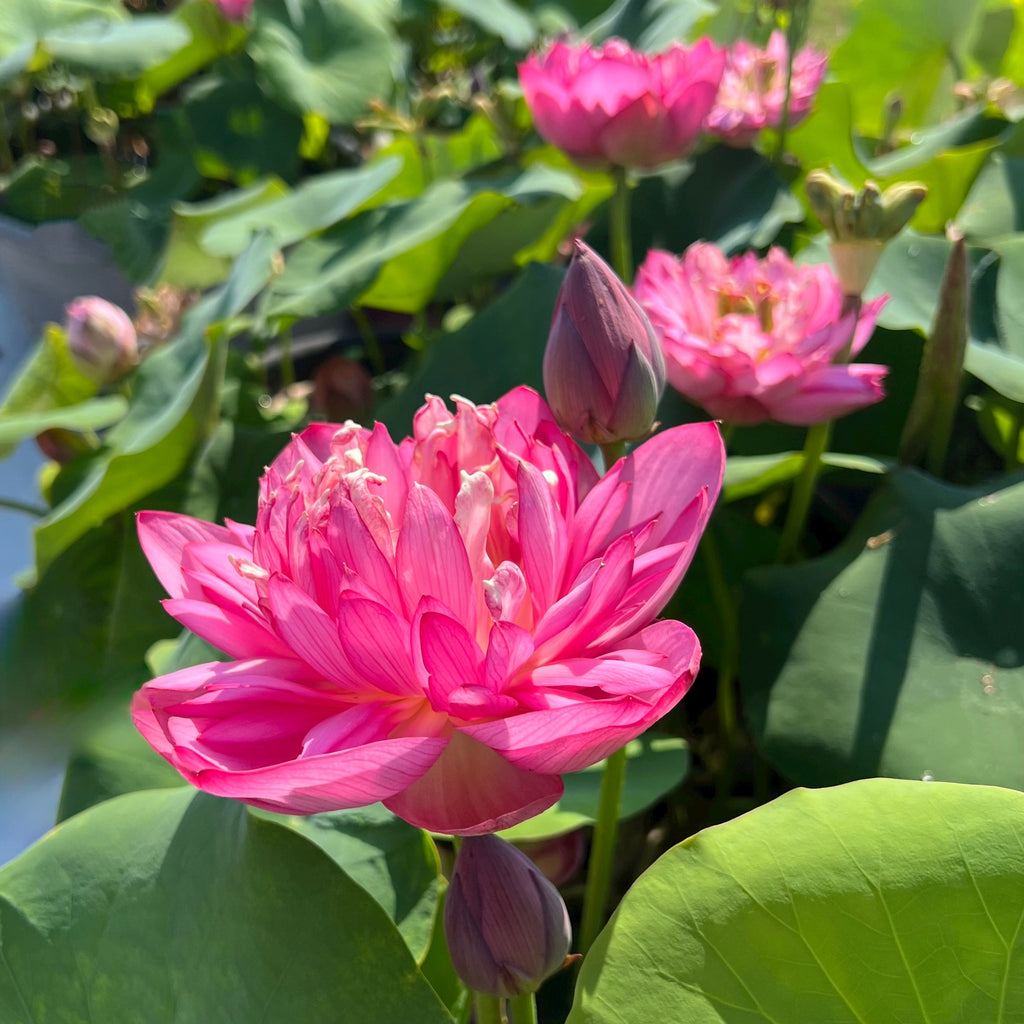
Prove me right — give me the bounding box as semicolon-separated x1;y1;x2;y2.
444;834;571;998
65;296;138;383
543;239;666;445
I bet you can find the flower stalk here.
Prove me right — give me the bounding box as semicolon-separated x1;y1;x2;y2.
609;166;632;284
776;418;832;563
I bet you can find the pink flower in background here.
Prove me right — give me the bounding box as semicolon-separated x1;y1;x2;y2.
518;39;725;169
706;31;827;147
133;388;724;835
213;0;253;20
633;244;888;425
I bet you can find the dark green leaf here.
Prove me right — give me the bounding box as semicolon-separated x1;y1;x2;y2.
741;469;1024;790
0;789;454;1023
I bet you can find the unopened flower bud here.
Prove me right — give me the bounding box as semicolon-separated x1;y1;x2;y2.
84;107;119;149
543;239;665;445
806;171;928;296
65;296;138;383
444;834;572;999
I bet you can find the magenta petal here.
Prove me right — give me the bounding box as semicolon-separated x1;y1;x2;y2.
396;484;476;624
383;731;563;835
336;597;422;697
266;574;352;684
133;658;446;814
138;510;246;598
464;620;700;773
161;597;293;661
516;460;568;617
418;610;484;710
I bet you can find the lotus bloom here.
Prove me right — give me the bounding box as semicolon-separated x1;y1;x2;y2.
445;834;571;998
518;39;725;169
64;296;138;383
213;0;253;19
133;388;724;835
706;31;827;147
633;244;888;425
544;239;665;445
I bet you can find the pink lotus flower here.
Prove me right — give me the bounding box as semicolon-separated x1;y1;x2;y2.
518;39;725;169
706;31;827;147
133;388;723;835
633;244;888;425
213;0;253;20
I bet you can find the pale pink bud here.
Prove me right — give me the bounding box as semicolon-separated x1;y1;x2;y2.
543;239;666;445
444;834;571;999
64;296;138;383
213;0;254;19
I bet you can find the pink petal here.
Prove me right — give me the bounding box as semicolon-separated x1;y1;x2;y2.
133;658;446;814
516;460;568;617
161;597;294;661
417;610;483;710
396;484;476;624
336;596;422;697
138;510;247;598
769;363;888;425
265;574;352;684
383;731;563;835
464;620;700;773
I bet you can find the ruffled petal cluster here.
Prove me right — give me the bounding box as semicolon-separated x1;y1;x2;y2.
518;38;725;169
633;244;888;425
706;31;827;147
133;387;724;835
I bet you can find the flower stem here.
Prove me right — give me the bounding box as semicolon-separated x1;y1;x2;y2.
0;496;47;517
507;993;538;1024
608;166;632;284
776;419;832;563
1004;404;1024;473
476;993;504;1024
351;305;386;377
598;440;626;470
579;744;627;954
699;529;739;753
578;437;632;954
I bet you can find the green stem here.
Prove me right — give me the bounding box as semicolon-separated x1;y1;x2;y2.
351;305;386;377
579;744;627;955
577;436;632;955
1005;404;1024;473
776;419;832;563
476;994;504;1024
598;440;626;470
278;325;296;389
608;166;632;284
507;993;538;1024
0;496;47;517
699;530;739;753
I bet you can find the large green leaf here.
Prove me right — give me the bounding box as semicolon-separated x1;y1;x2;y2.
829;0;985;135
0;788;453;1023
569;778;1024;1023
498;734;689;842
740;469;1024;790
622;146;802;263
249;0;399;123
0;395;128;447
263;168;577;318
267;806;440;962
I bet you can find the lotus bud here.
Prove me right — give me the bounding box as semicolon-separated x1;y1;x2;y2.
65;296;138;383
898;228;969;474
444;834;572;999
805;171;928;296
543;239;665;445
